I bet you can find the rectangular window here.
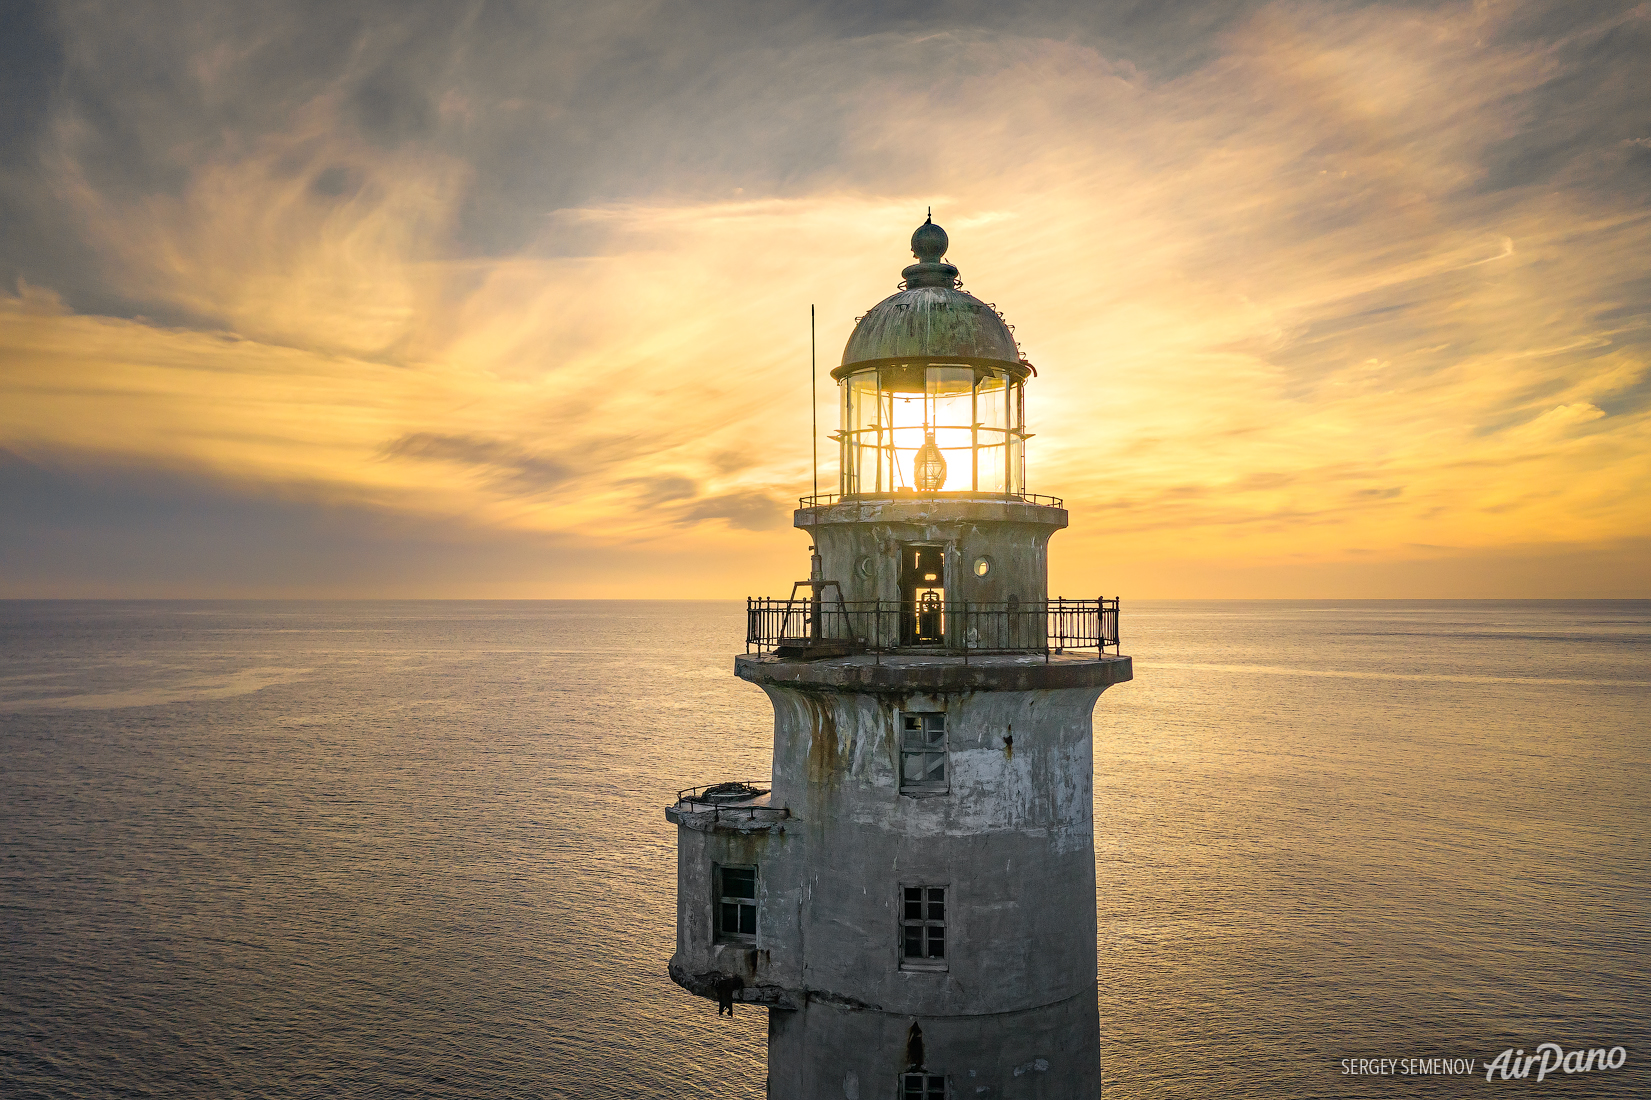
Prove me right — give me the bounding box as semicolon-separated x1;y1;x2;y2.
717;864;757;941
903;1073;945;1099
901;885;946;968
900;713;947;792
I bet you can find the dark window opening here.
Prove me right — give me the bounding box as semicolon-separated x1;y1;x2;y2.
901;885;946;966
903;1073;945;1099
900;713;947;791
717;864;757;940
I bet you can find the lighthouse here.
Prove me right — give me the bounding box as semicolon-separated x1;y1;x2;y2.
667;218;1131;1097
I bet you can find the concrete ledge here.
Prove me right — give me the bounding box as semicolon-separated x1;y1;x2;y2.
668;957;802;1012
665;804;789;834
735;652;1132;693
796;496;1067;530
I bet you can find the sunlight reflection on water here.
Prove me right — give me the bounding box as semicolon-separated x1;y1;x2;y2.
1;600;1647;1098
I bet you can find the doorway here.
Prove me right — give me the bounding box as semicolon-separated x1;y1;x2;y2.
900;545;946;645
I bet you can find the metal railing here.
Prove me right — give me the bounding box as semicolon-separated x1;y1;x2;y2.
672;781;789;824
745;596;1120;660
797;491;1064;509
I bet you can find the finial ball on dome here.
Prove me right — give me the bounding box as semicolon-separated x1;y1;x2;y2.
911;217;948;263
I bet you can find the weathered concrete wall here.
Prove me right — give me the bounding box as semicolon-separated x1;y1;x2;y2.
756;682;1106;1018
795;498;1067;649
767;990;1102;1099
671;659;1122;1090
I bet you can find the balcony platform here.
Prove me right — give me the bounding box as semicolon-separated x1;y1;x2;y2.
735;650;1132;693
665;783;790;835
668;957;803;1012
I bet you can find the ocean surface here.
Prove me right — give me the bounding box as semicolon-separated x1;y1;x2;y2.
1;600;1647;1098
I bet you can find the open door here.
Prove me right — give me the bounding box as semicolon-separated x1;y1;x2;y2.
900;545;946;645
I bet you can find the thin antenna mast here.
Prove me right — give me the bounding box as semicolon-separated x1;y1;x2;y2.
808;305;822;593
811;304;818;501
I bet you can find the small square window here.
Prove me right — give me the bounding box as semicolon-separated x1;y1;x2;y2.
900;885;947;968
903;1072;945;1099
900;713;947;792
716;864;757;941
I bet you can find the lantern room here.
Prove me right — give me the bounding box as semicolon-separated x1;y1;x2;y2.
831;218;1031;498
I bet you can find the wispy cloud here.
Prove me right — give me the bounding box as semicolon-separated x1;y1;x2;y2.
0;0;1646;595
383;432;573;494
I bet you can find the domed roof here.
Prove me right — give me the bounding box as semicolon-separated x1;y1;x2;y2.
836;218;1024;374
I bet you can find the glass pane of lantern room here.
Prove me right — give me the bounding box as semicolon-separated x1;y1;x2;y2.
975;370;1009;494
852;364;923;494
884;370;926;489
1008;380;1025;495
843;370;882;495
886;366;974;493
927;367;974;493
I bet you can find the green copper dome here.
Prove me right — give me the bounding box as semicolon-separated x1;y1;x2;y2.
837;219;1023;373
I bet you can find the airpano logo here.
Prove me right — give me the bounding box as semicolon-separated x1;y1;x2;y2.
1338;1044;1630;1084
1484;1043;1627;1083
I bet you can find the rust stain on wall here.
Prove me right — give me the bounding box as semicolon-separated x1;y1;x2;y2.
803;691;840;786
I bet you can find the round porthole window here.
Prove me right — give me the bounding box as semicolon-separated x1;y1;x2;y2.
973;556;992;578
856;555;875;579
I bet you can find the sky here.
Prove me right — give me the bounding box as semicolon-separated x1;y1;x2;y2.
1;0;1647;598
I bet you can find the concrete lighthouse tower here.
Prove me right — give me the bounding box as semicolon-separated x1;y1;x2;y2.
667;219;1131;1098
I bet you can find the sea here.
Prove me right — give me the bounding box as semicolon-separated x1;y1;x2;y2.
1;600;1647;1098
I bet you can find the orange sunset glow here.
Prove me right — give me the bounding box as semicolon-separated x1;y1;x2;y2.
2;1;1647;597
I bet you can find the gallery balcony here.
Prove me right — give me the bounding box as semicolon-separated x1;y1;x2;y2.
744;596;1120;660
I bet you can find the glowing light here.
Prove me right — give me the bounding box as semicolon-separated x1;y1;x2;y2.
914;432;948;492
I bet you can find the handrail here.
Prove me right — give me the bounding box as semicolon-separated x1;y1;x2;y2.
745;596;1120;659
675;780;770;804
797;491;1064;509
672;780;789;823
